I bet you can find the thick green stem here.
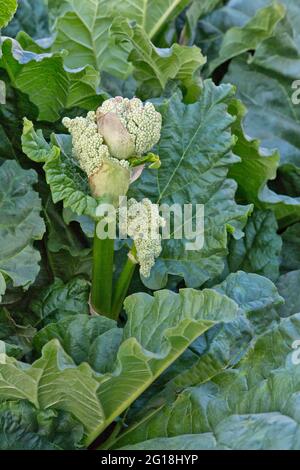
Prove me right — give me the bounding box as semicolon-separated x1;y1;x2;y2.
111;246;137;319
91;227;114;317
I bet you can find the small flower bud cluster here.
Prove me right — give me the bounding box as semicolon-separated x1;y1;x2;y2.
63;112;129;177
98;97;162;156
62;112;109;177
121;198;165;278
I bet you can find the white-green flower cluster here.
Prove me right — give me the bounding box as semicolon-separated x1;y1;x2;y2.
122;198;165;278
62;112;109;177
63;98;162;204
62;112;129;177
98;97;162;156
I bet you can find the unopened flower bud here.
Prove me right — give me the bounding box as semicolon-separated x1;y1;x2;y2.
89;159;130;206
97;111;135;160
97;97;162;158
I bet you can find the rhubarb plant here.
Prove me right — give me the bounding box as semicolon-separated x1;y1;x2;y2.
0;0;300;451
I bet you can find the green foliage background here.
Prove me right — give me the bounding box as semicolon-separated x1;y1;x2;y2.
1;0;300;450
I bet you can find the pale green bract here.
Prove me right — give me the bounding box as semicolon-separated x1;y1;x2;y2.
98;96;162;157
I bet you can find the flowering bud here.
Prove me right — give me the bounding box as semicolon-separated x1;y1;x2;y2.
89;159;130;206
63;97;161;208
97;111;135;160
96;97;162;159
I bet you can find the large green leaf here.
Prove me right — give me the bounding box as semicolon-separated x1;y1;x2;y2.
111;19;206;101
0;0;17;29
228;99;279;207
227;96;300;224
227;210;282;282
180;0;224;45
130;81;252;289
44;248;92;284
0;308;35;359
0;340;105;433
281;223;300;273
111;0;190;40
113;312;300;450
90;288;238;444
126;271;282;414
0;38;102;122
33;314;122;373
21;119;98;218
49;0;191;79
195;0;270;67
224;48;300;169
0;400;84;450
43;196;93;282
276;269;300;318
29;277;90;325
208;2;285;73
223;1;300;176
50;0;131;78
258;184;300;229
0;160;45;301
0;288;238;445
2;0;49;39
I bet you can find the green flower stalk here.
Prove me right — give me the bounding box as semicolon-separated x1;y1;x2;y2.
63;97;163;319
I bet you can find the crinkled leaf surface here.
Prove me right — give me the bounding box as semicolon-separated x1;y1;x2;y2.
112;19;206;101
0;160;45;300
33;314;122;374
112;0;190;40
0;340;105;434
43;197;93;282
208;2;285;74
130;81;252;289
49;0;190;79
223;1;300;170
225;49;300;168
0;400;84;450
127;272;282;411
113;312;300;450
228;99;279;207
281;223;300;273
276;269;300;318
0;0;17;29
45;196;92;257
0;288;238;445
181;0;223;45
195;0;273;67
0;38;102;121
0;308;35;359
50;0;132;78
22;119;98;218
222;79;300;229
227;210;282;282
2;0;49;39
30;277;90;325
